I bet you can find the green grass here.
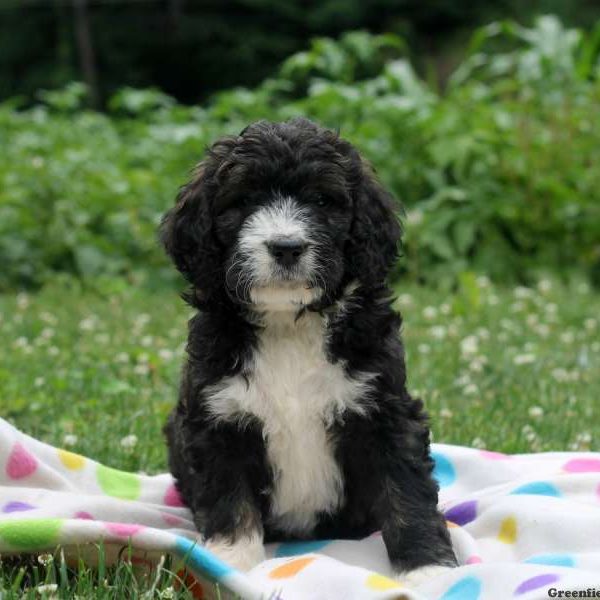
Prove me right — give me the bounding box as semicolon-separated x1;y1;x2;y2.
0;275;598;596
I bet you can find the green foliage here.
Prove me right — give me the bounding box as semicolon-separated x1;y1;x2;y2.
1;17;599;290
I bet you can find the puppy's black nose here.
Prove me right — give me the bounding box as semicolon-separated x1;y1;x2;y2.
267;239;307;267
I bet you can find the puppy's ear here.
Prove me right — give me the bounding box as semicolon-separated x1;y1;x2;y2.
346;166;402;288
160;164;220;293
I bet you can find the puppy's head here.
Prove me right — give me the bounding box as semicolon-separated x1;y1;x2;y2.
160;118;401;310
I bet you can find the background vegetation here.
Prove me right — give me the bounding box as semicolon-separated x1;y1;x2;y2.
1;16;600;292
3;0;599;107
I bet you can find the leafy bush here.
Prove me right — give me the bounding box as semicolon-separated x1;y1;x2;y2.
1;17;599;291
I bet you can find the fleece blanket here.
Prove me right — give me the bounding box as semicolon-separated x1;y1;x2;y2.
1;417;600;600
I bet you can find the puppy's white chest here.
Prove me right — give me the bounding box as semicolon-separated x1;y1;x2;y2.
206;312;372;534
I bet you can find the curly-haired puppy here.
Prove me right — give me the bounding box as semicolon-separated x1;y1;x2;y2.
160;118;457;583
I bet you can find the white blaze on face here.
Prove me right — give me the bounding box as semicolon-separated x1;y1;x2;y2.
237;196;321;309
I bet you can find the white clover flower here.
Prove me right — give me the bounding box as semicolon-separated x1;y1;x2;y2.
488;294;499;306
498;332;509;342
34;377;45;388
513;353;536;365
63;434;78;447
447;324;459;337
40;327;55;339
476;276;490;288
422;306;438;320
476;327;490;340
584;318;597;331
514;286;533;299
537;279;552;293
418;343;431;354
526;314;539;326
159;348;174;361
120;434;138;450
528;406;544;418
535;324;550;338
79;316;97;331
577;282;590;294
460;335;479;357
94;333;110;345
134;313;151;328
522;424;537;443
40;311;58;325
439;408;453;419
35;583;58;594
440;303;451;315
560;331;575;344
14;336;29;348
510;301;525;313
455;373;471;387
471;437;486;449
47;346;60;356
133;364;150;376
37;553;54;566
577;432;592;444
160;587;176;599
545;303;558;315
500;319;516;331
16;292;30;310
469;356;488;372
464;383;479;395
429;326;446;340
406;209;423;226
137;353;150;364
141;335;154;347
551;368;569;382
116;352;130;363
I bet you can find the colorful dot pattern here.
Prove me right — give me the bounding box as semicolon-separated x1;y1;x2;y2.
6;443;38;479
445;500;477;526
524;554;575;568
276;539;332;557
514;573;560;595
510;481;561;497
96;464;141;500
432;451;456;487
439;576;481;600
2;424;600;600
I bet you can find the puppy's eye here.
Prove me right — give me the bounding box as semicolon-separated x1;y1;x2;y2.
315;195;328;208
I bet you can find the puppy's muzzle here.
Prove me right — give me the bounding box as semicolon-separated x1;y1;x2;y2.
266;238;308;268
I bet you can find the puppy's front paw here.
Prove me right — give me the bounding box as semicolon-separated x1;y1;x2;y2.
397;565;453;588
204;533;266;573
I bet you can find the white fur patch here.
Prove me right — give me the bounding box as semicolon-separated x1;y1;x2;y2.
250;283;321;311
204;532;265;572
205;310;376;535
237;196;316;287
398;565;453;588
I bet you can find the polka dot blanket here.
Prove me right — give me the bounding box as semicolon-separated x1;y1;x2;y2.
2;417;600;600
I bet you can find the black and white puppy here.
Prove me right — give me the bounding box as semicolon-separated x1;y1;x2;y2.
160;118;457;583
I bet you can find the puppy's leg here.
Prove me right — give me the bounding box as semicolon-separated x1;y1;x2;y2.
379;483;456;585
376;454;457;585
342;405;457;584
167;418;268;573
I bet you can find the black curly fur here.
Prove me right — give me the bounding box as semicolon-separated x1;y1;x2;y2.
160;118;457;573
